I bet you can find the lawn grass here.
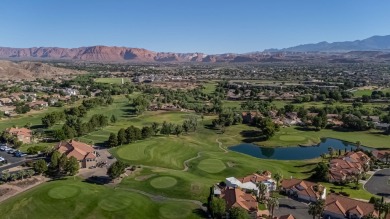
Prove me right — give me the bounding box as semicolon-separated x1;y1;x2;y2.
202;82;217;94
321;182;376;200
0;178;203;219
95;78;131;84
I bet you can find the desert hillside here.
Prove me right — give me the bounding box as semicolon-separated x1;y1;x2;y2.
0;60;85;81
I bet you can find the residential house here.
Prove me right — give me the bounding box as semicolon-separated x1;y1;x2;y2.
220;187;259;219
5;127;33;144
281;178;326;202
55;140;97;168
242;111;262;124
276;215;296;219
29;101;48;110
0;98;13;106
328;151;371;183
372;150;390;163
225;172;276;197
323;194;379;219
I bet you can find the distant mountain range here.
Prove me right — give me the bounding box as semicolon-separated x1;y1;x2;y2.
270;35;390;52
1;35;390;63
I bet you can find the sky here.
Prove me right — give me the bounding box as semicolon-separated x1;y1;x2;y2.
1;0;390;54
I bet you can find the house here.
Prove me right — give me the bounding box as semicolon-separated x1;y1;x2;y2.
276;214;296;219
5;127;33;144
281;178;326;202
242;111;262;124
55;140;97;168
225;172;276;196
372;150;390;163
328;151;370;183
29;101;48;109
0;98;13;106
220;187;259;219
323;194;379;219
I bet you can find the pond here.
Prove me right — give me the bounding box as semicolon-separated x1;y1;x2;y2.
229;138;371;160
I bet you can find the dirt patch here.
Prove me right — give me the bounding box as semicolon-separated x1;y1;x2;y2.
10;178;39;188
227;161;236;167
0;188;16;197
135;174;156;181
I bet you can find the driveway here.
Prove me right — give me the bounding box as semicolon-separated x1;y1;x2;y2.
274;198;311;219
365;168;390;198
0;150;26;172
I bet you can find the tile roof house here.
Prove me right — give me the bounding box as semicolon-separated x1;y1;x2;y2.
372;150;390;163
220;187;259;218
225;172;276;197
328;151;370;183
323;194;379;219
5;127;33;144
242;111;262;124
55;140;97;168
277;214;296;219
281;178;326;202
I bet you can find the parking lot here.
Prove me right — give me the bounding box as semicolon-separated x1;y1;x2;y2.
0;150;26;172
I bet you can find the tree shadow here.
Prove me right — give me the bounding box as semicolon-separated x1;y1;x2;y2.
83;176;112;185
192;208;208;218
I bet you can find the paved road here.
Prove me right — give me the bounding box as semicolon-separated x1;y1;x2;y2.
0;150;26;172
274;198;311;219
365;168;390;198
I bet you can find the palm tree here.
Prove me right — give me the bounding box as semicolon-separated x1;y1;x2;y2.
384;152;390;164
273;172;282;191
257;183;267;202
267;197;279;219
328;147;334;158
356;141;361;150
383;202;390;219
308;203;317;219
308;199;325;219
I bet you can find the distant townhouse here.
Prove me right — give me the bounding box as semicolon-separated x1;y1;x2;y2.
0;98;13;106
28;101;49;109
328;151;370;183
281;178;326;202
323;194;379;219
5;127;33;144
55;140;97;168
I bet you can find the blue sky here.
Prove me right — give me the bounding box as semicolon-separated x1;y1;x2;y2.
1;0;390;54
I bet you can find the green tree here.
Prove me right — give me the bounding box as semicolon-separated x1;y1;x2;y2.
273;173;282;190
107;133;118;148
107;161;127;179
58;153;69;173
110;115;117;123
229;207;249;219
65;156;80;176
151;122;160;135
312;162;329;181
33;159;48;175
210;197;226;218
267;197;279;219
257;183;268;202
49;151;61;173
117;128;127;145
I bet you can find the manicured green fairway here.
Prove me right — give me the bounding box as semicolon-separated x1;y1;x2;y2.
95;77;131;84
197;159;226;173
150;176;178;189
278;135;306;142
202;81;217;94
0;179;203;219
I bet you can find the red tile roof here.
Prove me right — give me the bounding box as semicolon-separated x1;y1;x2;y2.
220;188;258;212
6;127;32;138
325;194;378;217
281;178;324;200
56;140;96;161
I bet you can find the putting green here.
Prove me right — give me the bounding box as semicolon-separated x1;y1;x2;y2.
197;159;226;173
279;135;306;142
150;176;178;189
159;203;192;218
48;186;79;199
98;193;133;211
